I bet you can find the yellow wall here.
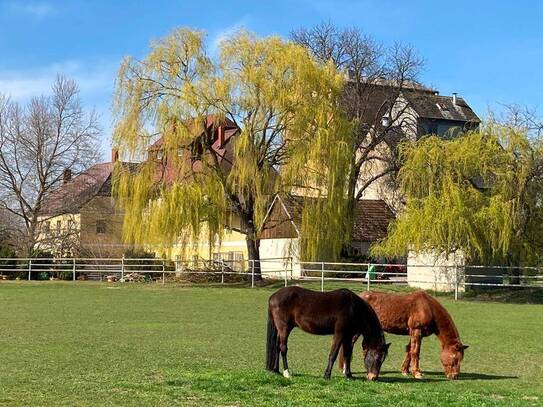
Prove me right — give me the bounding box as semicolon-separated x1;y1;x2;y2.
37;213;81;256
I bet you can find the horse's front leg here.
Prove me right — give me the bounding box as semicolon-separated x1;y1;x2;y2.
324;334;343;379
401;342;411;375
341;336;354;378
339;334;360;374
409;329;423;379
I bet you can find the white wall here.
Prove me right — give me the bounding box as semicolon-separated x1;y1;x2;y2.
260;238;301;278
407;250;465;292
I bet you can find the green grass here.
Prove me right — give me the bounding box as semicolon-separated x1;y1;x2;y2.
0;282;542;406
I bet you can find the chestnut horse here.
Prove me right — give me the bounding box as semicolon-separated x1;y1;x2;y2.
266;286;390;380
340;290;468;379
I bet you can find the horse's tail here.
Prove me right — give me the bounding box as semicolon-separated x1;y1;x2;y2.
266;307;279;372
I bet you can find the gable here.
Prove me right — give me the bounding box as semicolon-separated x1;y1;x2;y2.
260;197;299;239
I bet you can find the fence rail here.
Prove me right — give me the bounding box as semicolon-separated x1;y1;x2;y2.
0;257;542;300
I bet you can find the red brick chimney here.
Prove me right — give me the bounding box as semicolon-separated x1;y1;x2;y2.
218;125;225;148
63;168;72;184
111;148;119;163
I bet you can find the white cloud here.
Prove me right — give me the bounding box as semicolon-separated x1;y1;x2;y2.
209;16;251;56
0;59;120;158
5;1;57;19
0;59;116;102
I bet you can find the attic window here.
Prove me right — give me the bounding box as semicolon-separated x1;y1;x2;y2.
156;150;164;160
96;220;106;234
436;102;449;111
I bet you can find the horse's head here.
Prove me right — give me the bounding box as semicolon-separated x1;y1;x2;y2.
362;339;391;381
440;343;468;379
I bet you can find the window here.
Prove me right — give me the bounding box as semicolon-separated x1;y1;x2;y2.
56;220;61;233
68;219;74;230
43;221;50;233
191;254;199;268
96;220;106;234
190;142;203;161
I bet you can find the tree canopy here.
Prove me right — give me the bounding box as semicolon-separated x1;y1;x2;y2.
0;76;100;254
373;124;543;265
113;28;352;265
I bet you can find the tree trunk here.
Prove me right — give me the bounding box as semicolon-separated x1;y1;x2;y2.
507;252;521;287
245;223;262;280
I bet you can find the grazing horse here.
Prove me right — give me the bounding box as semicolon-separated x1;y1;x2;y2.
266;286;390;380
340;290;468;380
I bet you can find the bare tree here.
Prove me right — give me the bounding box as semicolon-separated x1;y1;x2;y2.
291;22;425;212
0;75;100;254
490;104;543;139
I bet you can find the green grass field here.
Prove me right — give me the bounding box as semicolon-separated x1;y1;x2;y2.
1;282;542;406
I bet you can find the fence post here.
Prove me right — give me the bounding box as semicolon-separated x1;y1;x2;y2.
366;263;371;291
162;259;165;285
321;262;325;292
28;259;32;281
121;255;124;282
284;260;288;287
72;258;76;281
454;264;459;301
251;260;255;288
221;262;224;284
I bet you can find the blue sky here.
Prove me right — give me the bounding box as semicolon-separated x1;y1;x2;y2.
1;0;542;159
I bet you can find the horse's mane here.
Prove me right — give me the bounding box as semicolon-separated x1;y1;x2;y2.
353;293;385;345
424;293;461;345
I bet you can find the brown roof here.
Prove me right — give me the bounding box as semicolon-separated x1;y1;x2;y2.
342;82;436;126
262;195;395;242
343;82;479;127
40;163;113;216
39;162;139;216
148;115;239;151
147;115;240;184
351;199;396;242
402;91;480;123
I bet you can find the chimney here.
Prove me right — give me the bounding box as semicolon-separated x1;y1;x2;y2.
111;148;119;163
63;168;72;184
452;92;458;106
218;125;225;148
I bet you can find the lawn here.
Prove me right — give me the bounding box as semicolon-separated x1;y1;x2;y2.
0;282;542;406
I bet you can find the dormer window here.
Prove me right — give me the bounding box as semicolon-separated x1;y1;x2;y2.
156;150;164;160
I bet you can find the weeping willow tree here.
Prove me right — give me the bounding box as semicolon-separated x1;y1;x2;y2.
112;28;352;272
373;124;543;267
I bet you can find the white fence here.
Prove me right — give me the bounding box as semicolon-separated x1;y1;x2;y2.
0;257;542;300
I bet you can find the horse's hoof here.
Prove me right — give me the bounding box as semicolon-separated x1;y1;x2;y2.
323;374;331;380
345;374;354;380
413;372;423;379
401;371;409;376
283;369;291;378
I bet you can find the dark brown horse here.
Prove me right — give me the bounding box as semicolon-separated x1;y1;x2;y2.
266;286;390;380
340;290;468;379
